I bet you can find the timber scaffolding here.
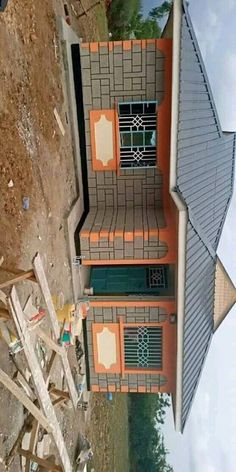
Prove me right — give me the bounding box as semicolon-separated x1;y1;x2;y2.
0;253;80;472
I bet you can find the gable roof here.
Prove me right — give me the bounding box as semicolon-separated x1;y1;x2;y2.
168;0;235;432
176;4;235;252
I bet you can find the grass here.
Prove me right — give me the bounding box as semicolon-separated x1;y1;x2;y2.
77;0;109;43
86;393;130;472
95;3;110;41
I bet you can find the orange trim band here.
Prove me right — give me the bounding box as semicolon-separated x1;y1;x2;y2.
91;300;176;310
123;40;132;50
83;256;175;265
90;42;99;52
138;386;147;393
90;299;176;313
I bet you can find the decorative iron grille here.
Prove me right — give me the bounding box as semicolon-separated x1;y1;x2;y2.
118;101;157;169
148;266;167;288
124;326;162;370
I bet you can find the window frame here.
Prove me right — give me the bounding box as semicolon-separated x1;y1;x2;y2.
124;325;163;371
118;100;158;170
120;322;165;375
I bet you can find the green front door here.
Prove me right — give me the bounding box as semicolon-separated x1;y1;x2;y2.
90;265;173;296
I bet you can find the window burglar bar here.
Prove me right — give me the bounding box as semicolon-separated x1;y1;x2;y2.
118;101;157;169
124;326;162;370
148;266;166;288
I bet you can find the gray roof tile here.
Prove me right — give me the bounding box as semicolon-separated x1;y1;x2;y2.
176;2;235;430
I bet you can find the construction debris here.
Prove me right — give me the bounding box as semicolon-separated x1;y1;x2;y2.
0;253;84;472
22;196;30;210
8;179;14;188
75;435;93;466
54;107;65;136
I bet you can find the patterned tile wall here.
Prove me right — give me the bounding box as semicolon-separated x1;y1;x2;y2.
86;305;168;392
80;40;165;208
79;41;168;261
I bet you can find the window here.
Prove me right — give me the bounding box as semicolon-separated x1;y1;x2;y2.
124;326;163;370
118;101;157;169
148;266;167;288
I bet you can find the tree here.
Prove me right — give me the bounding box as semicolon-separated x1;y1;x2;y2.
132;17;162;39
128;394;173;472
108;0;173;40
149;1;172;20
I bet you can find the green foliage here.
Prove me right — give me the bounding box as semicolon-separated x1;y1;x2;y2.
128;393;173;472
107;0;172;40
149;2;172;20
107;0;142;40
132;18;161;40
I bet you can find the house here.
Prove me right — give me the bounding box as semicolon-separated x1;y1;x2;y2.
70;0;236;432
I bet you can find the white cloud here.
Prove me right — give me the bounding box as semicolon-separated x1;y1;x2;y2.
210;50;236;130
190;1;224;58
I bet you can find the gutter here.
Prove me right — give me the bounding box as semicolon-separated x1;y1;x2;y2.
169;0;188;433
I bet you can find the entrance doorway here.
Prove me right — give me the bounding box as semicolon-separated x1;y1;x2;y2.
90;265;174;296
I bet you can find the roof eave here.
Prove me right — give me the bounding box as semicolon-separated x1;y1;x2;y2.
169;0;187;433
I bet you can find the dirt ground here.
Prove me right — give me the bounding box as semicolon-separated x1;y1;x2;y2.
0;0;108;470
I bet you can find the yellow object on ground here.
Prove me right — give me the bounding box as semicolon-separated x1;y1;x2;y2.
52;294;75;323
55;304;75;323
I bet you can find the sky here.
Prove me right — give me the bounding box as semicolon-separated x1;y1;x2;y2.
142;0;236;471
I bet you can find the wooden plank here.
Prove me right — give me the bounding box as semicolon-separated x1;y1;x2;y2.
9;286;72;472
26;351;57;472
0;289;7;305
0;368;51;433
18;449;63;472
54;108;65;136
0;307;11;320
5;414;35;467
0;266;36;282
46;350;57;376
33;253;78;409
36;327;64;355
50;388;70;400
0;270;35;289
32;254;60;339
59;352;79;409
52;396;68;407
25;419;39;472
